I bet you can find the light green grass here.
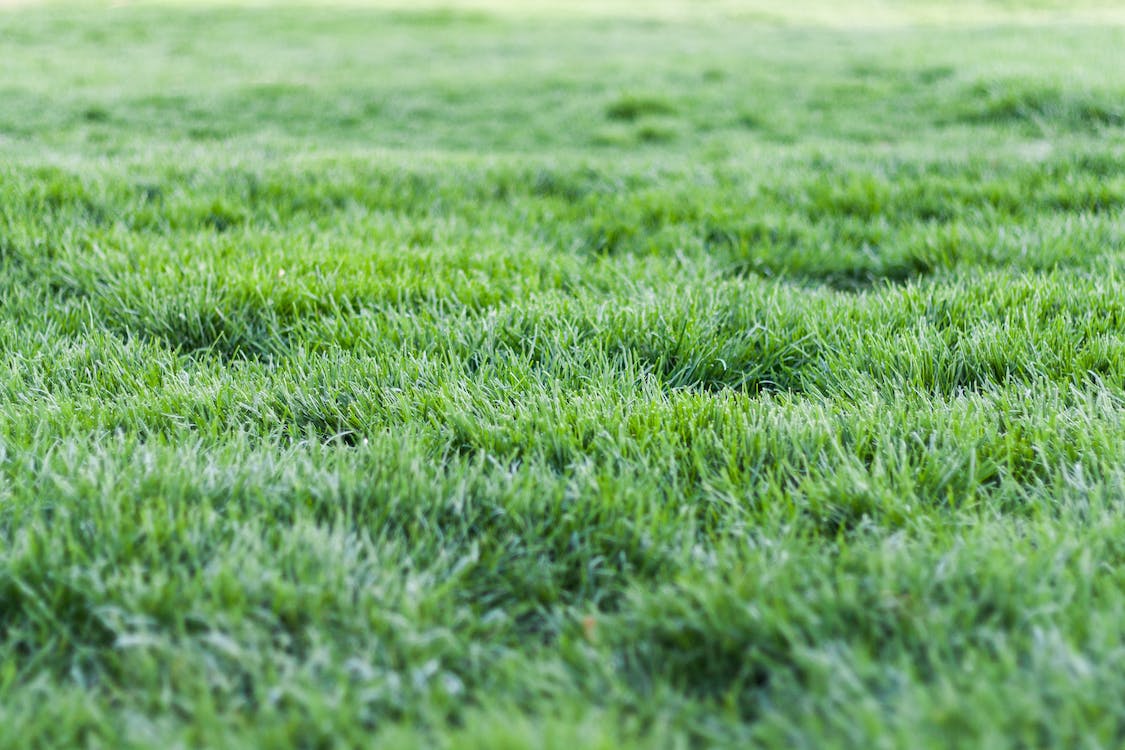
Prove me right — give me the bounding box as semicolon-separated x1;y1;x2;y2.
2;1;1125;747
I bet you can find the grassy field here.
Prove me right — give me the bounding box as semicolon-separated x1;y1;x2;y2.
2;0;1125;746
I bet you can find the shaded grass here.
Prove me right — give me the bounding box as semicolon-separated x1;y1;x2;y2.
953;79;1125;133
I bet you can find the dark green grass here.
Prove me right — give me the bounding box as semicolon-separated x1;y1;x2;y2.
2;1;1125;747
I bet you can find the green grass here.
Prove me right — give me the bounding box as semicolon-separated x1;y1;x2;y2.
2;0;1125;746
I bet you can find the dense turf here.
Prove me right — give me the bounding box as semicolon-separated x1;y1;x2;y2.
2;1;1125;746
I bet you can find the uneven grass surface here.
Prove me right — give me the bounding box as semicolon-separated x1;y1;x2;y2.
2;1;1125;746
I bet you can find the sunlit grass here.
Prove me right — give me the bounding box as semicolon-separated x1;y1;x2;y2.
2;1;1125;747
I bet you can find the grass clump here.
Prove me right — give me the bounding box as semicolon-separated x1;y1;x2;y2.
953;79;1125;133
605;94;678;122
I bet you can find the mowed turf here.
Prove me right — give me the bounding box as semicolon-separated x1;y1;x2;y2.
2;1;1125;746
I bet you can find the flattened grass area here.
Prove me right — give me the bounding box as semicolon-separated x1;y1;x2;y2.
2;0;1125;746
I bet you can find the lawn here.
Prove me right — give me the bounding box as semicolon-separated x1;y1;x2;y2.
1;1;1125;746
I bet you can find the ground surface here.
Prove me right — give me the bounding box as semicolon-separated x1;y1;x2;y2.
1;1;1125;747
